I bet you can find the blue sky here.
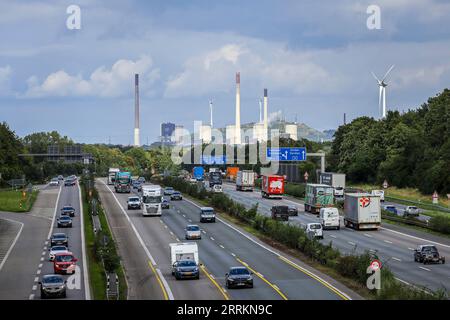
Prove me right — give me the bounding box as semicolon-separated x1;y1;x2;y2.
1;0;450;144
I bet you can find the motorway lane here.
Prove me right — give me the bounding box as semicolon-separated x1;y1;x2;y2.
221;183;450;292
165;198;347;300
100;179;225;300
32;182;88;300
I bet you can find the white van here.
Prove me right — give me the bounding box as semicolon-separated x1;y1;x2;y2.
371;190;385;202
212;184;223;193
319;207;340;230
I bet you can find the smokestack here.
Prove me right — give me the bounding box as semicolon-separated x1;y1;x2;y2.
344;113;346;125
134;74;140;147
209;100;213;128
259;99;262;123
263;88;268;141
235;72;241;145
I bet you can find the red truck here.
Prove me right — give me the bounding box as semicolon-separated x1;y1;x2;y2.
261;175;284;199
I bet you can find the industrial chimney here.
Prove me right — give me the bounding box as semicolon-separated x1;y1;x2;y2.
134;74;140;147
263;88;268;141
235;72;241;145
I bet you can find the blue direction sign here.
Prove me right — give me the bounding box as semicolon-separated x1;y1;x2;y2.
267;147;307;161
201;155;227;165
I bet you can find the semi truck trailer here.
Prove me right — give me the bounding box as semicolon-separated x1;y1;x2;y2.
344;193;381;230
236;170;255;191
304;184;334;214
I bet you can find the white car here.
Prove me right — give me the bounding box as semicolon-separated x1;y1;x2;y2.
49;178;59;186
185;225;202;240
212;184;223;193
404;206;420;217
49;245;69;261
305;223;323;239
371;190;385;202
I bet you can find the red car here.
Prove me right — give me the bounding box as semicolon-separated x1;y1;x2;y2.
53;252;78;274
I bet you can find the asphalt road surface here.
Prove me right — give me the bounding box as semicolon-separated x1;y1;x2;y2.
0;182;89;300
99;178;356;300
221;182;450;292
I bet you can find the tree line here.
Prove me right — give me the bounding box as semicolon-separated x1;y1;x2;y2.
329;89;450;194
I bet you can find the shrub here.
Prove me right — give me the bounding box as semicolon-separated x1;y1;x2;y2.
428;215;450;235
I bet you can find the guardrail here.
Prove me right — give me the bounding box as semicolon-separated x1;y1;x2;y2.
385;196;450;213
382;213;429;228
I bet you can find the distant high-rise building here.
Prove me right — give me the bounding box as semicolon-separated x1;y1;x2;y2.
161;122;176;143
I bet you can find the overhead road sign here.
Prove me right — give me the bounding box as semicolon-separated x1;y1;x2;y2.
267;147;306;161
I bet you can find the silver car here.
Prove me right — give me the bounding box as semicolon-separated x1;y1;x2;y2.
185;225;202;240
404;206;420;217
39;274;67;299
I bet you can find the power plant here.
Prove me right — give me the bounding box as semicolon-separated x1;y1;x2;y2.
134;73;140;147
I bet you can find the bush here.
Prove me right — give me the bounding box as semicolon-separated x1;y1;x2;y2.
428;215;450;235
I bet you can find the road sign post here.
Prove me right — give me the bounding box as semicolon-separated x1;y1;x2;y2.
432;191;439;204
382;180;389;189
304;171;309;183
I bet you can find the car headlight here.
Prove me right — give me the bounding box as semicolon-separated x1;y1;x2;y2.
59;285;65;289
228;278;234;282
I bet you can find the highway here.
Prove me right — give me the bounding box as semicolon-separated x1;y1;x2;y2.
221;182;450;292
99;178;358;300
0;182;89;300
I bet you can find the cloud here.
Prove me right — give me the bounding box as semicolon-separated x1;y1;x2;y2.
0;65;13;96
164;43;338;98
25;55;160;98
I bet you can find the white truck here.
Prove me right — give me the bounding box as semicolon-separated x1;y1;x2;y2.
108;168;120;185
320;172;346;198
344;193;381;230
371;189;385;202
142;185;162;216
319;207;340;230
236;170;255;191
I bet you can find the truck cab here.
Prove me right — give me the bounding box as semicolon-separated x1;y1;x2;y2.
319;207;340;230
142;185;162;216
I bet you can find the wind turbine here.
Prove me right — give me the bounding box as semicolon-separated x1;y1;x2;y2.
209;99;214;128
371;65;395;119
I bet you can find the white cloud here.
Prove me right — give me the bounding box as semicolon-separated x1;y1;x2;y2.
0;65;12;96
392;64;450;89
164;43;338;98
25;55;160;98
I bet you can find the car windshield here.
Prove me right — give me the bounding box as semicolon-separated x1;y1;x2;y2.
59;216;70;220
173;192;180;195
423;246;437;253
187;226;200;231
53;234;66;239
63;207;73;211
230;268;250;275
178;260;196;267
43;276;63;284
202;210;214;215
55;255;74;262
409;206;418;210
143;196;162;204
309;224;322;229
51;246;67;251
166;187;173;191
129;197;140;202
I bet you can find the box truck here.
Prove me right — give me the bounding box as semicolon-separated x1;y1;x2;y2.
261;175;284;199
320;172;346;198
226;167;239;181
114;171;132;193
344;193;381;230
236;170;255;191
142;185;162;216
108;168;120;185
304;184;334;214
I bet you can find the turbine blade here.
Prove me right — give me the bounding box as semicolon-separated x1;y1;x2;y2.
381;65;395;82
371;71;380;82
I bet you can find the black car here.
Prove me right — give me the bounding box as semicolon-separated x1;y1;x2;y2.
271;206;289;221
132;180;142;191
64;178;76;186
170;191;183;200
39;274;67;299
161;199;170;209
225;267;253;289
414;245;445;264
172;260;200;280
61;206;75;217
57;215;73;228
50;233;68;247
288;205;299;216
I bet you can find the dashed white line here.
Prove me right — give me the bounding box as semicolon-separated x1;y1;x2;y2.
408;247;415;251
45;241;48;245
329;235;337;239
182;214;186;217
348;241;356;246
29;294;34;300
36;269;41;275
392;257;401;262
188;219;192;223
164;225;168;229
363;233;372;238
41;251;45;256
384;240;393;244
176;238;180;242
231;253;236;257
169;231;174;236
38;263;43;268
419;266;431;271
210;237;215;241
201;230;206;234
219;245;225;249
40;257;44;262
34;277;39;282
32;285;37;291
43;246;47;250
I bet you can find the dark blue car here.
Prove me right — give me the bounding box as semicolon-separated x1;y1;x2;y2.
384;205;397;215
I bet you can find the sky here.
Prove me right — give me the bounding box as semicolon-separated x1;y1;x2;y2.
1;0;450;144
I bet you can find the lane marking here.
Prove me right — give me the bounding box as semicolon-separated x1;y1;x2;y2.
40;257;44;262
41;251;45;256
102;180;174;300
43;246;47;250
210;237;215;241
29;294;34;300
0;218;24;273
419;266;431;272
202;230;206;234
46;185;62;240
182;197;351;301
32;285;37;291
200;265;230;300
380;227;450;249
148;261;169;300
38;263;43;268
363;233;372;238
34;277;39;282
329;235;337;239
236;258;288;300
278;255;351;301
384;240;393;244
348;241;356;246
77;183;91;300
408;247;415;251
45;241;48;245
36;269;41;275
219;244;225;249
231;253;236;257
392;257;401;262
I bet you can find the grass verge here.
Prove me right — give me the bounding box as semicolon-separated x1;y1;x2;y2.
0;189;39;212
